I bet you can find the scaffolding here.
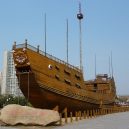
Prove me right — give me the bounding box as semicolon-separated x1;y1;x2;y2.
1;51;23;96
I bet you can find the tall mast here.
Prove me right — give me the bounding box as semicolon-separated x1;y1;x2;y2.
95;54;97;77
44;13;47;56
66;19;69;63
111;51;114;77
109;56;111;77
77;2;83;70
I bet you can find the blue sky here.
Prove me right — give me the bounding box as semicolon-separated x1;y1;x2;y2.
0;0;129;95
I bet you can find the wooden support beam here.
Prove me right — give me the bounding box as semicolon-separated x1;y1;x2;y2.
75;111;78;121
70;112;73;123
64;108;68;124
53;105;59;111
59;113;62;125
84;111;86;119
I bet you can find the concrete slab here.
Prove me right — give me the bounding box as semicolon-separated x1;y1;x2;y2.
55;112;129;129
1;112;129;129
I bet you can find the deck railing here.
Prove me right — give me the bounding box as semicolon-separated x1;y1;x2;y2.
14;43;81;72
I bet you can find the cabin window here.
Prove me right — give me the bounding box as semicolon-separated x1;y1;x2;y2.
48;64;52;70
55;65;60;71
55;74;60;80
75;73;81;80
94;84;98;89
64;79;71;85
64;69;71;75
75;83;81;89
16;66;31;73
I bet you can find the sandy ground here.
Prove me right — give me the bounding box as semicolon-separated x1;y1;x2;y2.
1;111;129;129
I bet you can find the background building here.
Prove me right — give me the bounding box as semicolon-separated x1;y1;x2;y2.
0;72;2;94
1;51;23;96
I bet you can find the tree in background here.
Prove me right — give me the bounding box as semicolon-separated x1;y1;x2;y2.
0;94;32;108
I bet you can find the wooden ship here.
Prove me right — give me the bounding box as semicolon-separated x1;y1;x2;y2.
12;41;116;112
12;4;116;112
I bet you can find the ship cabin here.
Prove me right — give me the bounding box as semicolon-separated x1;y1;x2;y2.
85;74;112;94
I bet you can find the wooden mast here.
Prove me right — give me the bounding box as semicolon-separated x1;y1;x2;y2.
111;51;114;78
66;19;69;63
44;13;47;56
95;54;97;78
77;2;83;70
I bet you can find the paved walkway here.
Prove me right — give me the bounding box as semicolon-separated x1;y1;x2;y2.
1;112;129;129
55;112;129;129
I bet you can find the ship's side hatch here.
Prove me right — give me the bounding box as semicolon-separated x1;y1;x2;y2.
93;83;98;92
16;66;31;73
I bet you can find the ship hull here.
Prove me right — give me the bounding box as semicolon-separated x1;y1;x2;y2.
17;72;101;112
13;43;116;112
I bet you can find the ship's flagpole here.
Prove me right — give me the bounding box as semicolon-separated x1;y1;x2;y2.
77;2;83;71
66;19;69;63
